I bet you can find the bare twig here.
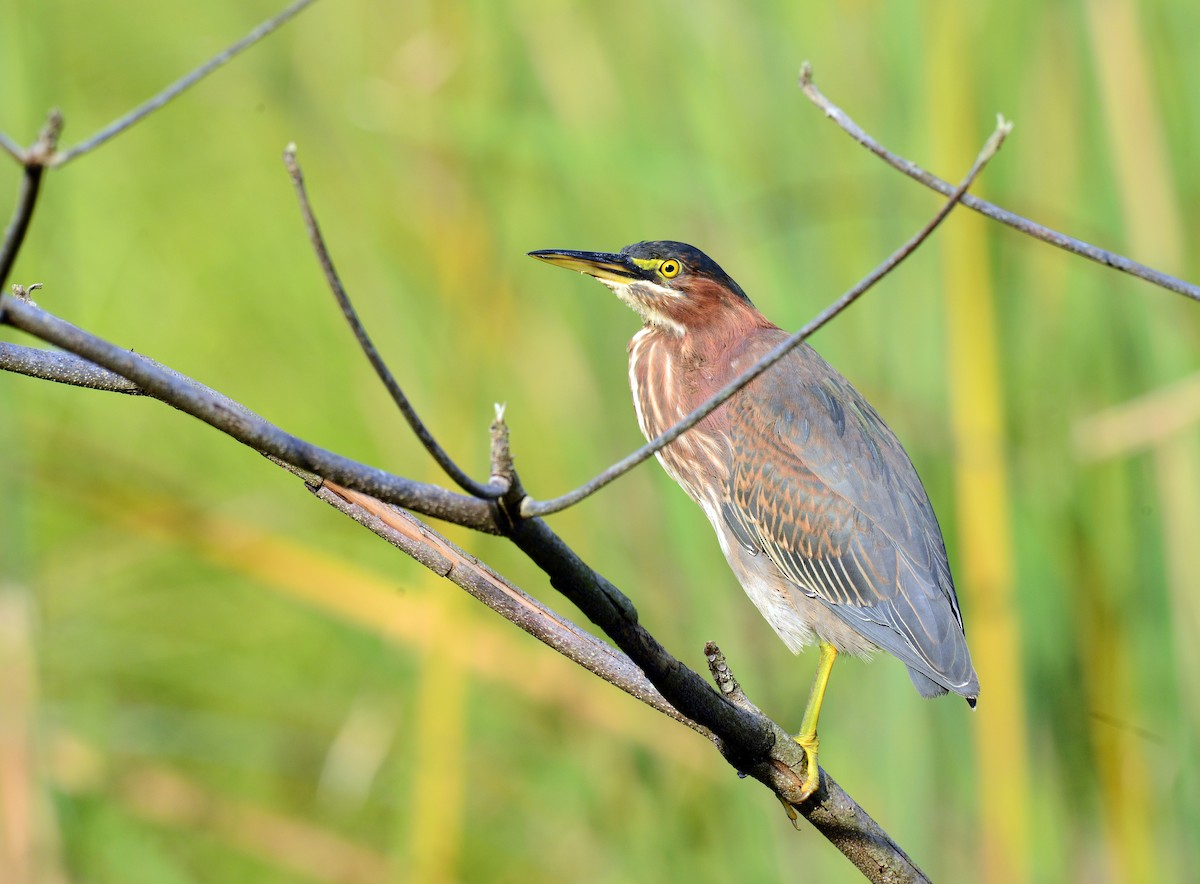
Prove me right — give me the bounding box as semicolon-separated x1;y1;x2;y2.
0;111;63;287
319;469;927;881
50;0;319;168
489;403;515;488
282;145;507;499
0;342;142;394
798;61;1200;303
1;300;932;882
706;642;753;710
0;295;495;532
0;301;759;748
0;132;22;163
0;24;991;874
520;116;1012;519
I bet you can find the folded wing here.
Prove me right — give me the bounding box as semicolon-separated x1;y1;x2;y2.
723;338;978;698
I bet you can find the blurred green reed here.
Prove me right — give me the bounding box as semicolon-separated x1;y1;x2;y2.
1;0;1197;881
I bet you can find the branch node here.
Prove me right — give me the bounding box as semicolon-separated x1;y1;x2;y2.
705;641;749;705
490;402;513;486
486;402;532;533
283;142;299;174
29;110;64;166
10;283;43;303
1;111;60;286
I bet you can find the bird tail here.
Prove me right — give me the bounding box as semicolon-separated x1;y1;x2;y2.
907;668;948;698
907;666;978;708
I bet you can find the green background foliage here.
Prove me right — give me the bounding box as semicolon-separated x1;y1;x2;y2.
2;0;1198;881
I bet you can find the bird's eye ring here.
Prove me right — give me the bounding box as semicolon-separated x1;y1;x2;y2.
660;259;681;278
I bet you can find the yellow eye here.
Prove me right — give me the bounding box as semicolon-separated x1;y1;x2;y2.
660;259;681;278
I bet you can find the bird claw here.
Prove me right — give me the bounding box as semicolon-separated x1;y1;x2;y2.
773;734;821;828
776;794;804;830
793;733;820;802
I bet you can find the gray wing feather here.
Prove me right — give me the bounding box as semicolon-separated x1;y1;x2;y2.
723;337;978;696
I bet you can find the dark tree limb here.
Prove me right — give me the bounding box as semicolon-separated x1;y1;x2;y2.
518;116;1012;519
797;61;1200;304
0;292;767;749
705;644;928;879
0;80;1009;883
14;14;1161;877
0;296;496;533
1;297;928;882
317;468;930;882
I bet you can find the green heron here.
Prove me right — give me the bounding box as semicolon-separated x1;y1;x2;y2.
530;241;978;800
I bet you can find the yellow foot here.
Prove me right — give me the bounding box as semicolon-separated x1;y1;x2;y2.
792;732;820;802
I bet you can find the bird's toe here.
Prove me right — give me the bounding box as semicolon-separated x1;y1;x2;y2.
792;732;821;802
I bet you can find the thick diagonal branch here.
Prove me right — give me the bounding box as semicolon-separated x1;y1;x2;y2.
0;297;493;532
2;309;927;882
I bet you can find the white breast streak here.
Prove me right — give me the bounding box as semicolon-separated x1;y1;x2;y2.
628;330;676;476
628;329;652;440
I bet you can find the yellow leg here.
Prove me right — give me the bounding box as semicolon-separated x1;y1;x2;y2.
793;641;837;801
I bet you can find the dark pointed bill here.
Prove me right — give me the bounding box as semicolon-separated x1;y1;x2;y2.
527;249;649;284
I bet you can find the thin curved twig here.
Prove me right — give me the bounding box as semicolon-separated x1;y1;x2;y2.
50;0;319;168
519;116;1012;519
798;61;1200;303
282;145;507;500
0;111;63;287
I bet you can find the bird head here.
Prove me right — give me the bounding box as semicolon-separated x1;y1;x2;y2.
529;240;755;336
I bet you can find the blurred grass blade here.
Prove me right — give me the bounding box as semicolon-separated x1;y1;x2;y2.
1082;1;1181;877
1084;0;1184;269
926;7;1030;881
406;590;467;884
50;735;391;883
